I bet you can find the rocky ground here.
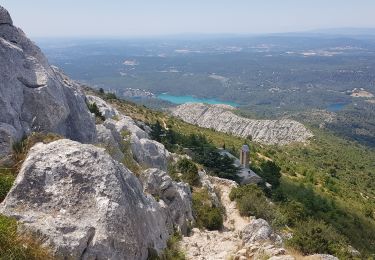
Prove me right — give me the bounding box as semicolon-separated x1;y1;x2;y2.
181;174;338;260
172;103;314;145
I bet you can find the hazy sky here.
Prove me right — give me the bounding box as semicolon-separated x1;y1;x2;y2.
2;0;375;37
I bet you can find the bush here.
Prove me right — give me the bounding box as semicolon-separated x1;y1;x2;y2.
0;169;15;202
87;102;105;122
0;215;52;260
229;184;275;222
176;158;200;187
192;189;223;231
148;232;185;260
287;218;350;257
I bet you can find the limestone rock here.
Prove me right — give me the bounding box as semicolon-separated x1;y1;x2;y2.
87;95;120;120
142;168;194;234
115;116;149;139
96;124;125;162
242;219;282;246
0;139;170;260
0;6;12;25
269;256;295;260
131;135;170;170
172;103;313;145
0;6;96;160
308;255;339;260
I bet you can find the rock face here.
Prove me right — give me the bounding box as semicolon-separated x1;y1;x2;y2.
242;219;282;246
87;95;120;120
0;6;96;161
0;139;170;260
131;136;170;170
0;6;12;25
172;103;313;145
141;168;194;235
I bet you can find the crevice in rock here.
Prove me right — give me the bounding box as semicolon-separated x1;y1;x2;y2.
80;228;96;259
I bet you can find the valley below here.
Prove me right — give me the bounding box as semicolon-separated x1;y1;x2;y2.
0;4;374;260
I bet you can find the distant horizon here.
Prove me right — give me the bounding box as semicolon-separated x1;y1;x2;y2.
2;0;375;38
30;27;375;41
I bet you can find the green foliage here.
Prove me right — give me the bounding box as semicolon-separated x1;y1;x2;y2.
87;102;105;121
120;131;141;176
150;120;163;142
0;169;14;203
148;232;185;260
0;215;52;260
229;184;275;222
287;219;350;258
149;122;240;182
176;158;200;187
105;92;118;100
192;189;223;231
102;93;375;257
258;160;281;188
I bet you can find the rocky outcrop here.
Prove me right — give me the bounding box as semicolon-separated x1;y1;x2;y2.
87;95;120;120
172;103;313;145
141;168;194;235
242;219;282;246
131;136;170;170
0;6;12;25
0;6;96;161
88;95;169;170
0;139;170;260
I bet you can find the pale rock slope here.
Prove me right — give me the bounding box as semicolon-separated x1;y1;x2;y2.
0;6;96;161
0;139;170;259
172;103;313;145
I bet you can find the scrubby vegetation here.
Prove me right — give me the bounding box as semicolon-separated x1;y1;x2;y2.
0;215;52;260
229;184;275;222
148;232;186;260
176;158;200;187
87;102;105;122
150;121;240;182
0;169;14;203
192;189;223;231
286;219;349;257
90;89;375;258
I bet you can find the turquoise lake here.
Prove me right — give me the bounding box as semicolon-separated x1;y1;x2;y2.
157;94;239;107
327;103;349;112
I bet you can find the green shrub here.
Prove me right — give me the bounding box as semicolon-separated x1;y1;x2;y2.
287;218;350;257
0;169;15;202
176;158;200;187
87;102;105;122
0;215;52;260
192;189;223;231
148;232;185;260
229;184;275;222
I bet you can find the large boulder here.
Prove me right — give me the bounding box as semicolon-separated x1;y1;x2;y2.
87;95;120;120
242;219;282;245
131;135;170;170
0;139;170;260
0;6;96;161
142;168;194;235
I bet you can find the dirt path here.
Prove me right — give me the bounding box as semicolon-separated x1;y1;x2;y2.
181;176;251;260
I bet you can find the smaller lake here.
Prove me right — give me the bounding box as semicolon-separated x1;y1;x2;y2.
157;94;239;107
327;103;349;112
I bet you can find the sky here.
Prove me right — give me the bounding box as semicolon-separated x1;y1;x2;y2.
1;0;375;37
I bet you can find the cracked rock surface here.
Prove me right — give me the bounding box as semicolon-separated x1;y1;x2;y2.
0;139;170;260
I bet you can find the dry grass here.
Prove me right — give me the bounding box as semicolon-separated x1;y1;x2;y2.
12;132;63;173
0;215;52;260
